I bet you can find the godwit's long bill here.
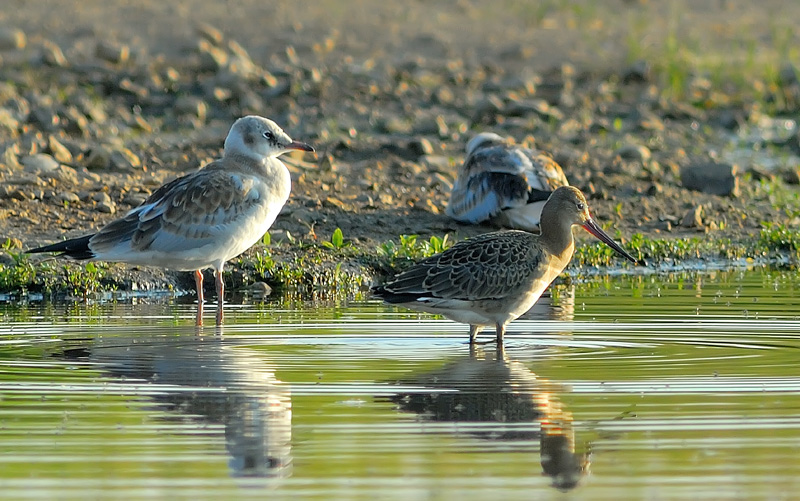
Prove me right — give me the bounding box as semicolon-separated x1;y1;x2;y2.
446;132;570;232
27;115;314;326
373;186;642;344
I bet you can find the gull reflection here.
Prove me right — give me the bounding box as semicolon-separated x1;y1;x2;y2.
61;334;291;478
387;344;589;491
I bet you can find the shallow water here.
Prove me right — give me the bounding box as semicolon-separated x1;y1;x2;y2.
1;267;800;500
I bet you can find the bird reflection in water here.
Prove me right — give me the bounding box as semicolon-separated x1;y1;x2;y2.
60;334;291;478
386;343;589;491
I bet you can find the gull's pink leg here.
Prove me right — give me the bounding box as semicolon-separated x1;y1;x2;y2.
195;269;204;326
215;270;224;325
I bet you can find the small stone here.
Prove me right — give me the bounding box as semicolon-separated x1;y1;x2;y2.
122;192;148;206
780;166;800;185
117;78;149;98
58;191;80;203
47;135;73;163
196;23;224;46
409;138;434;157
622;60;651;83
0;107;20;133
29;107;60;132
680;162;739;196
471;95;504;123
614;144;652;164
681;205;704;228
41;40;67;67
85;146;112;169
95;41;129;64
244;281;272;299
96;201;116;214
92;192;112;204
197;40;228;71
0;143;20;169
109;148;142;171
21;153;59;174
175;95;208;120
0;28;26;50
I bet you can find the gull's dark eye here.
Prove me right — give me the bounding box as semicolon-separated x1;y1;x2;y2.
263;131;275;141
576;202;585;211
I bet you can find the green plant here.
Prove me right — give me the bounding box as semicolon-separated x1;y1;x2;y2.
322;227;350;250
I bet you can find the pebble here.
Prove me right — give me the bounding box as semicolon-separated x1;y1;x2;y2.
57;191;80;204
196;23;224;46
680;161;740;196
96;201;116;214
175;95;208;120
41;40;68;67
47;136;73;163
0;143;20;169
408;138;434;157
0;108;19;133
110;148;142;171
244;281;272;299
0;28;26;51
614;144;652;164
95;41;130;64
21;153;59;174
681;205;704;229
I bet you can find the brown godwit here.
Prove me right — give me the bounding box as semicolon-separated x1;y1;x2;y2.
27;115;314;326
373;186;641;344
446;132;569;232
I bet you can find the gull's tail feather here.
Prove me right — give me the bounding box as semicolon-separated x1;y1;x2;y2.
26;235;95;260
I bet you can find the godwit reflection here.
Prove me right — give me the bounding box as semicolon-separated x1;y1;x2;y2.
387;343;589;491
61;334;291;478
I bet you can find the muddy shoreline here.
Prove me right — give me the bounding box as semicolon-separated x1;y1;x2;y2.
0;1;798;297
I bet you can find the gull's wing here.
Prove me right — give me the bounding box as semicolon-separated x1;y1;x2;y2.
89;162;265;255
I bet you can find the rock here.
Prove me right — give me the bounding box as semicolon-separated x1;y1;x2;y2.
0;108;19;133
622;60;651;83
92;192;112;204
47;136;73;163
615;144;652;163
174;95;208;120
196;23;224;46
0;28;26;50
197;40;228;71
780;166;800;185
21;153;59;174
681;205;704;228
471;95;504;123
680;162;739;196
41;40;67;66
109;148;142;171
58;191;80;203
85;145;112;169
420;155;454;174
29;107;60;132
409;138;434;157
244;281;272;299
95;41;129;64
0;143;20;169
96;201;116;214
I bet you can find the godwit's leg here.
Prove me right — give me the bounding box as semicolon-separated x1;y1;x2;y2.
495;323;506;345
195;269;204;326
215;269;224;325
